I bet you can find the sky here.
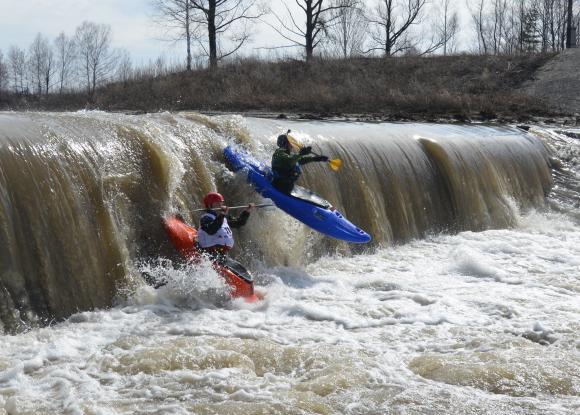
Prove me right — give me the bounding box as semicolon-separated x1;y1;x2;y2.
0;0;475;66
0;0;172;65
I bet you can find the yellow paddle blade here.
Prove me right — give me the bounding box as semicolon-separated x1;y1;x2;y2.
328;159;342;171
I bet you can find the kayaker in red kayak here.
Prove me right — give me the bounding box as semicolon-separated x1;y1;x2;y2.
198;191;254;262
157;192;260;300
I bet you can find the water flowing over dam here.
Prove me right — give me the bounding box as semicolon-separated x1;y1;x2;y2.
1;112;579;415
0;112;553;332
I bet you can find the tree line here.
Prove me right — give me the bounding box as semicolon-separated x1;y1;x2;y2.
151;0;578;64
0;0;578;101
0;21;126;101
470;0;578;54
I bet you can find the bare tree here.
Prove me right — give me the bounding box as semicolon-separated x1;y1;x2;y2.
469;0;518;55
554;0;568;50
8;46;27;94
417;0;459;56
0;50;7;96
367;0;427;56
151;0;199;71
532;0;569;51
466;0;574;55
75;21;117;98
54;32;76;94
470;0;489;54
43;45;55;95
504;0;528;54
29;34;44;94
491;0;509;54
550;0;569;50
270;0;353;61
566;0;574;47
154;55;168;77
29;33;54;95
437;0;458;55
187;0;264;69
323;0;369;58
116;50;133;83
501;0;546;54
576;5;580;46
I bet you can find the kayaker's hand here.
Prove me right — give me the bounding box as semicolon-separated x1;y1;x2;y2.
220;205;229;215
244;203;255;213
299;146;312;155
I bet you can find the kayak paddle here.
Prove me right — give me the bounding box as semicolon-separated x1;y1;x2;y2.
193;203;274;212
286;131;343;171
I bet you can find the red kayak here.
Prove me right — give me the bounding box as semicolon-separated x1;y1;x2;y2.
163;215;260;302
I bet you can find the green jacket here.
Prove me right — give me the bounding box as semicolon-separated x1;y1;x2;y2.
271;148;319;178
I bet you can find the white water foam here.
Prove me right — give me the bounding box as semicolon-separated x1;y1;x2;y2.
0;210;578;414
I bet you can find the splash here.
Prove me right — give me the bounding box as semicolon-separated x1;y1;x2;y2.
129;257;232;309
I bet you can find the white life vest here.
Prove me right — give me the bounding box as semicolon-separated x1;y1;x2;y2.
197;212;234;249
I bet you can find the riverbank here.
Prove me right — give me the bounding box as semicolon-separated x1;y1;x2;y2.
2;54;571;122
194;109;579;126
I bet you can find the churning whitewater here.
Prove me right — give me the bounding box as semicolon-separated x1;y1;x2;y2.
0;112;578;414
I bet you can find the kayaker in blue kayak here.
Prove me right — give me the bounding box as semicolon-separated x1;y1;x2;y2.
198;192;254;263
271;133;328;194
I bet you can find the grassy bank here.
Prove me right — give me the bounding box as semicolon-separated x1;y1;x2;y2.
1;54;560;121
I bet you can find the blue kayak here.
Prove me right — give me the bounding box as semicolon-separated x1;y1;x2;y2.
224;146;371;243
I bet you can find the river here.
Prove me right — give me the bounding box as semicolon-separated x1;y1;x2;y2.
0;112;578;414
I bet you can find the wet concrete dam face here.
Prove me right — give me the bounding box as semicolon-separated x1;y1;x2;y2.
0;112;553;332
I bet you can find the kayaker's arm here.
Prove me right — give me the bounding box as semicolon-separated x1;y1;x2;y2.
200;212;225;235
297;146;328;165
272;148;325;170
298;155;328;165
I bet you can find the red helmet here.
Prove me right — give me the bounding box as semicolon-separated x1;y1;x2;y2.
203;192;225;208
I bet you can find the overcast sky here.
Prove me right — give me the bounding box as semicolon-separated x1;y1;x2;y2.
0;0;475;65
0;0;169;65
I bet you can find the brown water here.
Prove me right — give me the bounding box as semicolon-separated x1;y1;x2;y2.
0;112;553;333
